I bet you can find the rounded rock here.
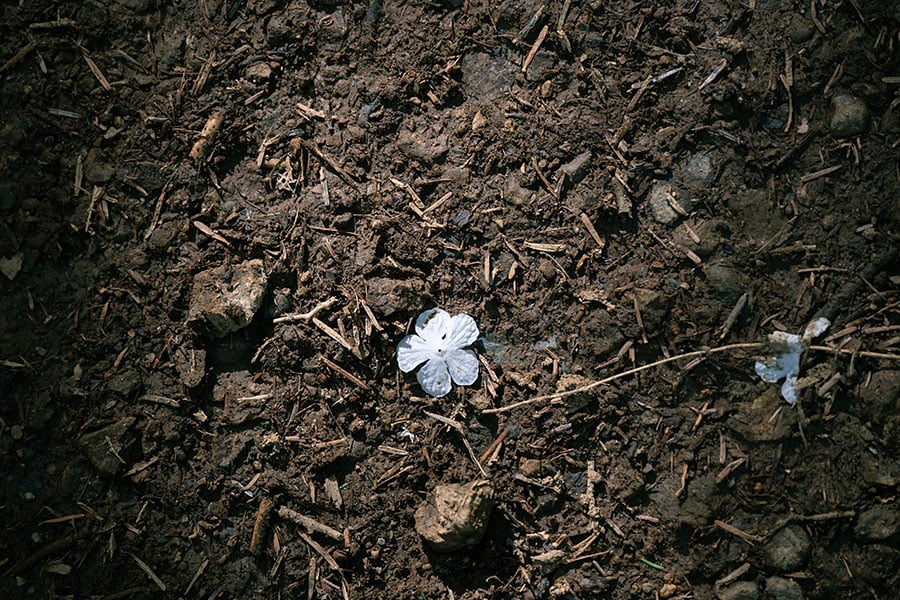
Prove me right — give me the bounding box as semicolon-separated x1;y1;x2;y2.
763;525;811;572
715;581;759;600
830;94;870;138
415;479;494;552
765;576;804;600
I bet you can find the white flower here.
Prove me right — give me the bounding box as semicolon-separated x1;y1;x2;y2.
755;317;830;405
397;308;480;397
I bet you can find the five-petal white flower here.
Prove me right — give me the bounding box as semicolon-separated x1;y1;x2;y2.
755;317;830;405
397;308;480;397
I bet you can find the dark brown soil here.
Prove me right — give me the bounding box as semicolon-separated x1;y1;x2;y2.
1;1;898;599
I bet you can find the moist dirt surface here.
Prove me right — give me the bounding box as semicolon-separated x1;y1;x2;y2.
1;1;899;599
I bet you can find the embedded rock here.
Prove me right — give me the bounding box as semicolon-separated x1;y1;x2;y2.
415;479;494;552
830;94;870;138
763;525;811;572
187;259;268;338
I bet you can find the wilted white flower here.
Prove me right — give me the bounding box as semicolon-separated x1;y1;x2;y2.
755;317;830;405
397;308;480;397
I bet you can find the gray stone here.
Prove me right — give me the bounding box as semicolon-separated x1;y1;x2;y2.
705;264;745;305
763;525;811;572
681;152;715;187
765;577;803;600
830;94;870;138
78;417;136;476
647;182;691;225
245;62;273;82
854;505;899;542
187;259;268;338
787;17;814;44
716;581;759;600
558;151;592;184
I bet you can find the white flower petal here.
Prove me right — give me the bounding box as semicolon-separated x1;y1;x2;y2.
755;359;785;383
445;348;479;386
397;333;434;373
417;356;452;397
415;308;451;344
802;317;830;341
446;313;479;350
781;376;800;405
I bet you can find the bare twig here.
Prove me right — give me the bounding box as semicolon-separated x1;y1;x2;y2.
273;298;338;324
277;507;343;541
483;343;762;414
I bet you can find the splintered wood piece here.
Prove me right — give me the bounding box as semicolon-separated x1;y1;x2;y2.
278;507;343;541
321;356;369;389
192;220;232;247
0;39;38;75
800;165;841;183
192;50;216;96
699;58;727;90
292;138;359;185
82;54;112;91
127;552;167;591
522;24;549;73
714;519;763;544
250;497;275;556
273;298;338;324
312;317;362;359
189;111;225;160
579;213;605;249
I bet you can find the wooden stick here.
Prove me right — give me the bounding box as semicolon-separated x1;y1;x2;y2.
0;39;38;75
189;111;225;161
278;507;343;541
521;25;549;73
483;343;762;414
273;298;338;324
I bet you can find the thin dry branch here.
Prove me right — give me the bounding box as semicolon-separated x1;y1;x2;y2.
483;343;762;414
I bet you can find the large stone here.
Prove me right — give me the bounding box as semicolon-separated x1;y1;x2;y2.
763;525;811;572
396;131;448;165
830;94;870;138
187;259;268;338
647;182;692;225
765;577;804;600
415;480;493;552
681;152;714;187
705;264;745;305
715;581;759;600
